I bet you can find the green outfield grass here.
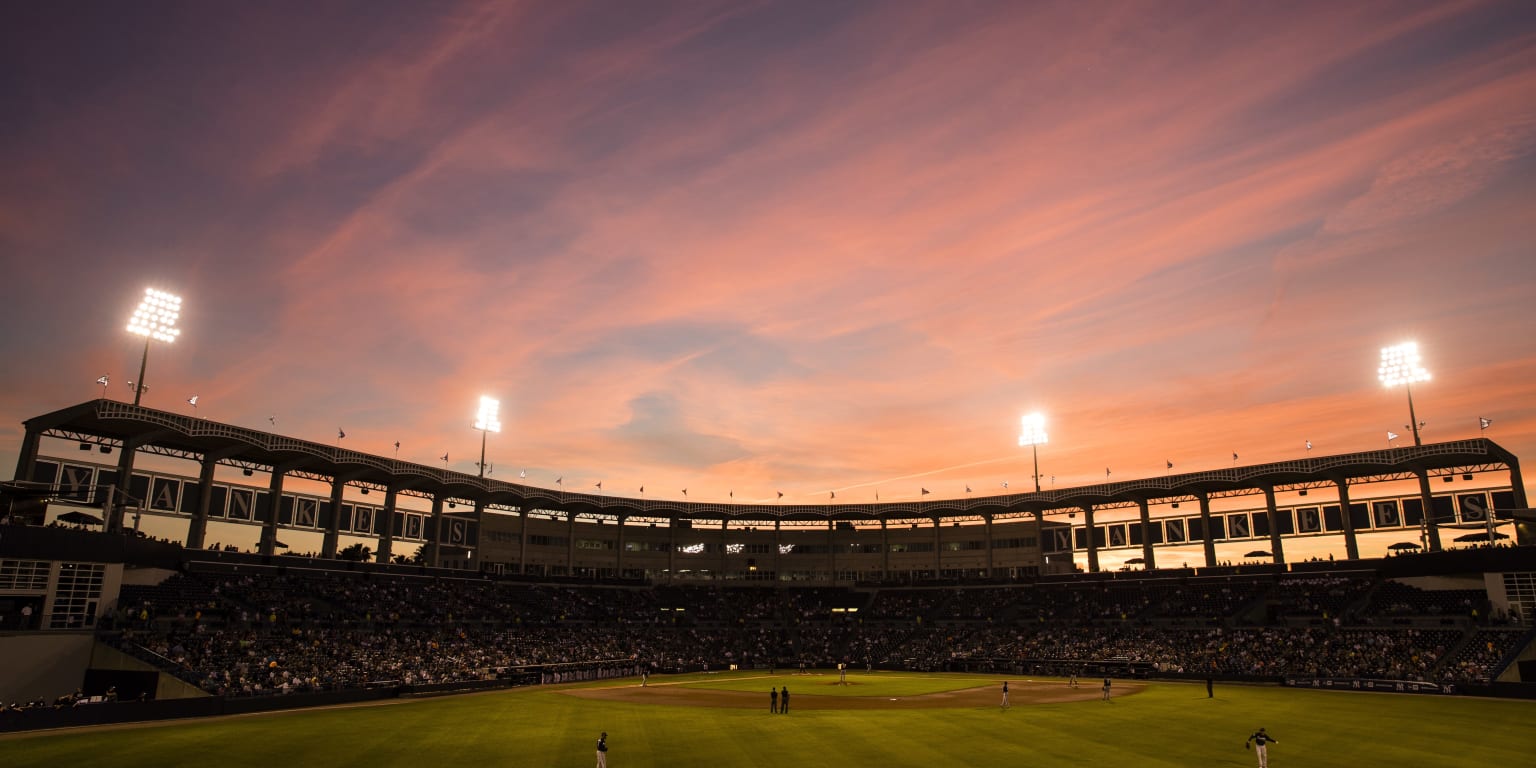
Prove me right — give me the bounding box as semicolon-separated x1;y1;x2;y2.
3;673;1530;768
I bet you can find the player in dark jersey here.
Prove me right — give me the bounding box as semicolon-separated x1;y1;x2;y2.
1245;727;1277;768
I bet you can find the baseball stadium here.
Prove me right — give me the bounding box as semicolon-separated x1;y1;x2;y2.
6;2;1536;766
2;400;1533;767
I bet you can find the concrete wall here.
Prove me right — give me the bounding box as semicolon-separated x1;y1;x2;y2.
0;632;92;703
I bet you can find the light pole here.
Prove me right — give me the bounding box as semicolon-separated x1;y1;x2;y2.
474;395;501;477
1018;412;1048;493
125;288;182;406
1378;342;1430;446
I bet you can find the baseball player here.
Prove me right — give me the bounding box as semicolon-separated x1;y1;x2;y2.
596;732;608;768
1000;680;1010;709
1245;727;1277;768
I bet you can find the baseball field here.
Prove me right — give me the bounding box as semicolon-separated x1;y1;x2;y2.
2;671;1528;767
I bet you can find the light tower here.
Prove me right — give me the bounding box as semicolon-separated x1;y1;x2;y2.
1018;412;1048;492
1378;342;1430;446
474;395;502;477
125;288;182;406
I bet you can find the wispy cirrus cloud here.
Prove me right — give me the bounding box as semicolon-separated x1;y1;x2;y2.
2;0;1534;511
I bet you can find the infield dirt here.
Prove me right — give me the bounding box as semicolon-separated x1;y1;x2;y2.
563;676;1143;710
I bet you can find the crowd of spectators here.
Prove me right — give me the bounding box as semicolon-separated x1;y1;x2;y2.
95;567;1531;700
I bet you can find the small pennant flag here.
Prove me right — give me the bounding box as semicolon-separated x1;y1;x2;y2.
729;490;734;498
777;491;784;499
97;375;109;386
519;468;527;478
681;488;688;497
556;476;562;485
1387;431;1399;441
1232;451;1238;461
965;485;972;493
640;486;645;494
338;428;346;439
269;415;276;426
394;441;401;450
1105;468;1111;478
1001;481;1009;489
441;452;449;462
188;395;199;406
875;490;880;500
1480;417;1492;429
830;491;835;499
921;488;930;495
595;481;602;490
1166;460;1173;470
1305;439;1312;451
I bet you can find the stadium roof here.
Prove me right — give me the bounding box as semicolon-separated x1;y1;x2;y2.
22;399;1525;522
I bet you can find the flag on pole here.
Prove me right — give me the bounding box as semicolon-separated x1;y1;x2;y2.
394;441;401;450
1480;417;1492;430
640;486;644;494
965;485;972;493
441;452;449;462
519;468;527;478
1232;451;1238;461
1387;431;1399;441
830;491;835;499
97;375;109;386
595;481;602;490
338;428;346;440
556;476;562;485
188;395;198;406
1166;460;1173;470
921;488;930;495
1305;439;1312;451
269;415;276;426
777;491;784;499
1105;468;1111;478
1001;481;1008;489
681;488;688;497
729;490;734;498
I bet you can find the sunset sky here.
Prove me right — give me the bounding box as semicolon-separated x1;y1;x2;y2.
3;0;1535;511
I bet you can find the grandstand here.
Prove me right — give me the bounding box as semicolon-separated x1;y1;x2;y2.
2;399;1535;732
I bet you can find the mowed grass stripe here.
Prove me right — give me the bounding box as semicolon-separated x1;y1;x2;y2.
3;675;1531;767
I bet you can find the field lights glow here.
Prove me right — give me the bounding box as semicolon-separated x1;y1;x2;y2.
126;288;182;343
474;396;502;433
1378;342;1430;388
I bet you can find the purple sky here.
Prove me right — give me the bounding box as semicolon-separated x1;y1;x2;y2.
3;0;1535;508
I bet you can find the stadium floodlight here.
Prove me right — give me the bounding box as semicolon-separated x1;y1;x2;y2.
1018;412;1048;493
125;288;182;406
1378;342;1430;446
474;395;502;478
